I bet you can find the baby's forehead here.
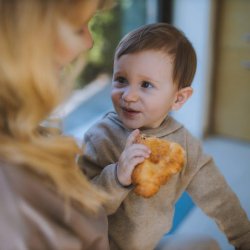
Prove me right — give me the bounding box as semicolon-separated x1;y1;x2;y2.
113;50;175;78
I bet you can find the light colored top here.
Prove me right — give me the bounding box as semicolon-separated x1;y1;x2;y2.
79;111;250;250
0;161;109;250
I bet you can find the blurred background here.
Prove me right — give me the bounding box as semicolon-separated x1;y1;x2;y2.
61;1;250;249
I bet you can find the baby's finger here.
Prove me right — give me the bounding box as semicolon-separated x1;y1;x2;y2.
128;144;151;157
125;129;140;147
129;156;147;169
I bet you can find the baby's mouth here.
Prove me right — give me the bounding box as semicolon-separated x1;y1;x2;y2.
121;107;140;114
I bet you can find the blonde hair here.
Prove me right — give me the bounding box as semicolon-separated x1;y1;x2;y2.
0;0;113;213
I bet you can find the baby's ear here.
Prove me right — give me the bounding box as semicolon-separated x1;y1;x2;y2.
171;87;193;111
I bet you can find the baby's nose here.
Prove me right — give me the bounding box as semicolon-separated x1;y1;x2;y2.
122;87;139;102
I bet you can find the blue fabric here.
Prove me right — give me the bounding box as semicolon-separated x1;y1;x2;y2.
168;192;195;234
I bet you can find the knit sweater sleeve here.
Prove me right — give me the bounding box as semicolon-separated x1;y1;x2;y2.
186;141;250;250
78;126;131;215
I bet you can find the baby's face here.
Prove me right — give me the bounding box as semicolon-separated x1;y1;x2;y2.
111;50;179;130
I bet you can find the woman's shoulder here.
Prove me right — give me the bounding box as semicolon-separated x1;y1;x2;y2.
0;161;109;250
0;161;27;248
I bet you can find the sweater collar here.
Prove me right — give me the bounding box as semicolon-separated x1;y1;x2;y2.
107;111;183;138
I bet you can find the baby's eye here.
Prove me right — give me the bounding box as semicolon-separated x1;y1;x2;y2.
114;76;127;84
141;81;153;89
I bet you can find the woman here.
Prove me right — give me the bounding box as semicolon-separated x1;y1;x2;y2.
0;0;113;249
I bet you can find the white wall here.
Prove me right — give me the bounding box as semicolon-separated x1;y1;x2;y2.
172;0;214;139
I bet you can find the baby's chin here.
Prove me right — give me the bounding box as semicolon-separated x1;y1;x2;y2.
120;116;157;130
122;122;141;131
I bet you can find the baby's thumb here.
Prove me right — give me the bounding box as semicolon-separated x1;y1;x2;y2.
126;129;140;147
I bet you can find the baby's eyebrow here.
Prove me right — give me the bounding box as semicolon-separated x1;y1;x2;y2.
138;74;160;84
113;71;125;77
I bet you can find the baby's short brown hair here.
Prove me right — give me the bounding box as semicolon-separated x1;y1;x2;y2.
115;23;197;89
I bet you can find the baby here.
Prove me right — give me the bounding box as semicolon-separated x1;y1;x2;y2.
79;23;250;250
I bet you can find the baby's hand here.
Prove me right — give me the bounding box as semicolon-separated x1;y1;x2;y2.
116;129;151;186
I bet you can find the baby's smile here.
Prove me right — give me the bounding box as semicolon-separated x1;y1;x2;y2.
121;106;141;115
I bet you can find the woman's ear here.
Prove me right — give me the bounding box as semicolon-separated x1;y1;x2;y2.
171;87;193;111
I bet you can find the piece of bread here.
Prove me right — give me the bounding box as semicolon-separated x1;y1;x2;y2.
131;135;186;198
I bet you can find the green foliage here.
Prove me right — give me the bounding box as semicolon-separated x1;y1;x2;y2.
77;4;122;87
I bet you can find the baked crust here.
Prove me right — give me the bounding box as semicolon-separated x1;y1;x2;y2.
131;135;186;198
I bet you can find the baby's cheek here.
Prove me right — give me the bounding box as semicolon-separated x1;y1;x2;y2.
111;90;121;102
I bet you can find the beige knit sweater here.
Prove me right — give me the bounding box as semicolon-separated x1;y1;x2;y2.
79;111;250;250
